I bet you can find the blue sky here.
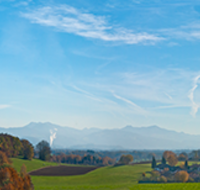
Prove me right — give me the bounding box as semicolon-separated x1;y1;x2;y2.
1;0;200;134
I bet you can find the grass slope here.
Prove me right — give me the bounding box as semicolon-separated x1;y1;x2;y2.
11;158;59;172
31;163;200;190
31;164;152;190
12;159;200;190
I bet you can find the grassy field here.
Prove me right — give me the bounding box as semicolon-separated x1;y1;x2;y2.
31;164;151;190
11;157;95;173
11;158;59;172
11;158;200;190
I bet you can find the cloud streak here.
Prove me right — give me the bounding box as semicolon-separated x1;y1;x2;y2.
188;75;200;117
113;93;147;115
158;22;200;41
0;105;11;109
71;85;102;102
21;5;163;44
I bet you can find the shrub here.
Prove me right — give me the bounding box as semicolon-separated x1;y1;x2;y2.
142;172;146;177
160;175;167;183
179;162;185;169
151;170;160;177
175;171;189;182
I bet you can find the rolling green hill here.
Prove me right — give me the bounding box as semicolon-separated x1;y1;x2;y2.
31;164;200;190
31;164;151;190
11;158;200;190
11;158;59;172
11;157;96;173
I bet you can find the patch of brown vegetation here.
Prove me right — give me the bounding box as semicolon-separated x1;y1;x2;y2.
29;165;98;176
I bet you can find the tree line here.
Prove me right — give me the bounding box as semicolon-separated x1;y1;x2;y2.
51;153;116;166
0;134;34;160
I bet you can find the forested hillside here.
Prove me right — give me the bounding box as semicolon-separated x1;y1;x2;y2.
0;134;34;160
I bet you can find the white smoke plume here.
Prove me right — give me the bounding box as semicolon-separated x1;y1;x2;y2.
188;75;200;117
50;128;58;147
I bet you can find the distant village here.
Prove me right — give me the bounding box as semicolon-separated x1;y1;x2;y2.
140;151;200;183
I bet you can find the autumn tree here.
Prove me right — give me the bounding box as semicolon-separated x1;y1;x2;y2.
175;171;189;182
0;151;34;190
0;151;11;165
163;151;178;166
102;156;116;165
21;139;34;160
20;164;27;178
167;154;178;166
0;134;22;157
36;140;51;161
163;151;174;159
178;153;188;161
118;154;133;165
51;153;115;166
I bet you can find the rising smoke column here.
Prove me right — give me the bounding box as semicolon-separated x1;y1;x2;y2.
50;128;58;147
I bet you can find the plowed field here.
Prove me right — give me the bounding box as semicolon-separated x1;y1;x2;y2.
29;165;98;176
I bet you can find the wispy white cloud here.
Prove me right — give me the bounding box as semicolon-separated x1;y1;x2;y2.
0;105;11;109
159;23;200;41
14;0;32;7
112;93;147;115
80;68;200;118
71;85;102;102
151;104;189;110
188;75;200;117
164;92;173;100
21;5;163;45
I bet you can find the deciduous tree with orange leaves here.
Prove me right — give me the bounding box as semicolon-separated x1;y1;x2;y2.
163;151;178;166
0;150;34;190
118;154;134;165
175;171;189;182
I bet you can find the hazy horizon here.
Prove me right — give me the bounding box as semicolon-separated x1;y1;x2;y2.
0;121;199;135
1;0;200;134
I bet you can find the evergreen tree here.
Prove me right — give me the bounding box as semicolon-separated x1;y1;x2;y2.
184;160;188;169
162;156;166;165
151;156;156;168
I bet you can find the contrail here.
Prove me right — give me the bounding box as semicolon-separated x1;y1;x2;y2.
50;128;58;147
112;93;146;115
188;75;200;117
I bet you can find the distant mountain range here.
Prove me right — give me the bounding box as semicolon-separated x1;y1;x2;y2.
0;122;199;150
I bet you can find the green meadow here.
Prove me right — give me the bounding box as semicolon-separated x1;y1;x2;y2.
11;158;200;190
11;158;59;173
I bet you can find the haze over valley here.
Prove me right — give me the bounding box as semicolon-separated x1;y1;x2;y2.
0;122;199;150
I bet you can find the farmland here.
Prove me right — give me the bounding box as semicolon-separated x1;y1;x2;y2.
29;165;98;176
10;158;200;190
